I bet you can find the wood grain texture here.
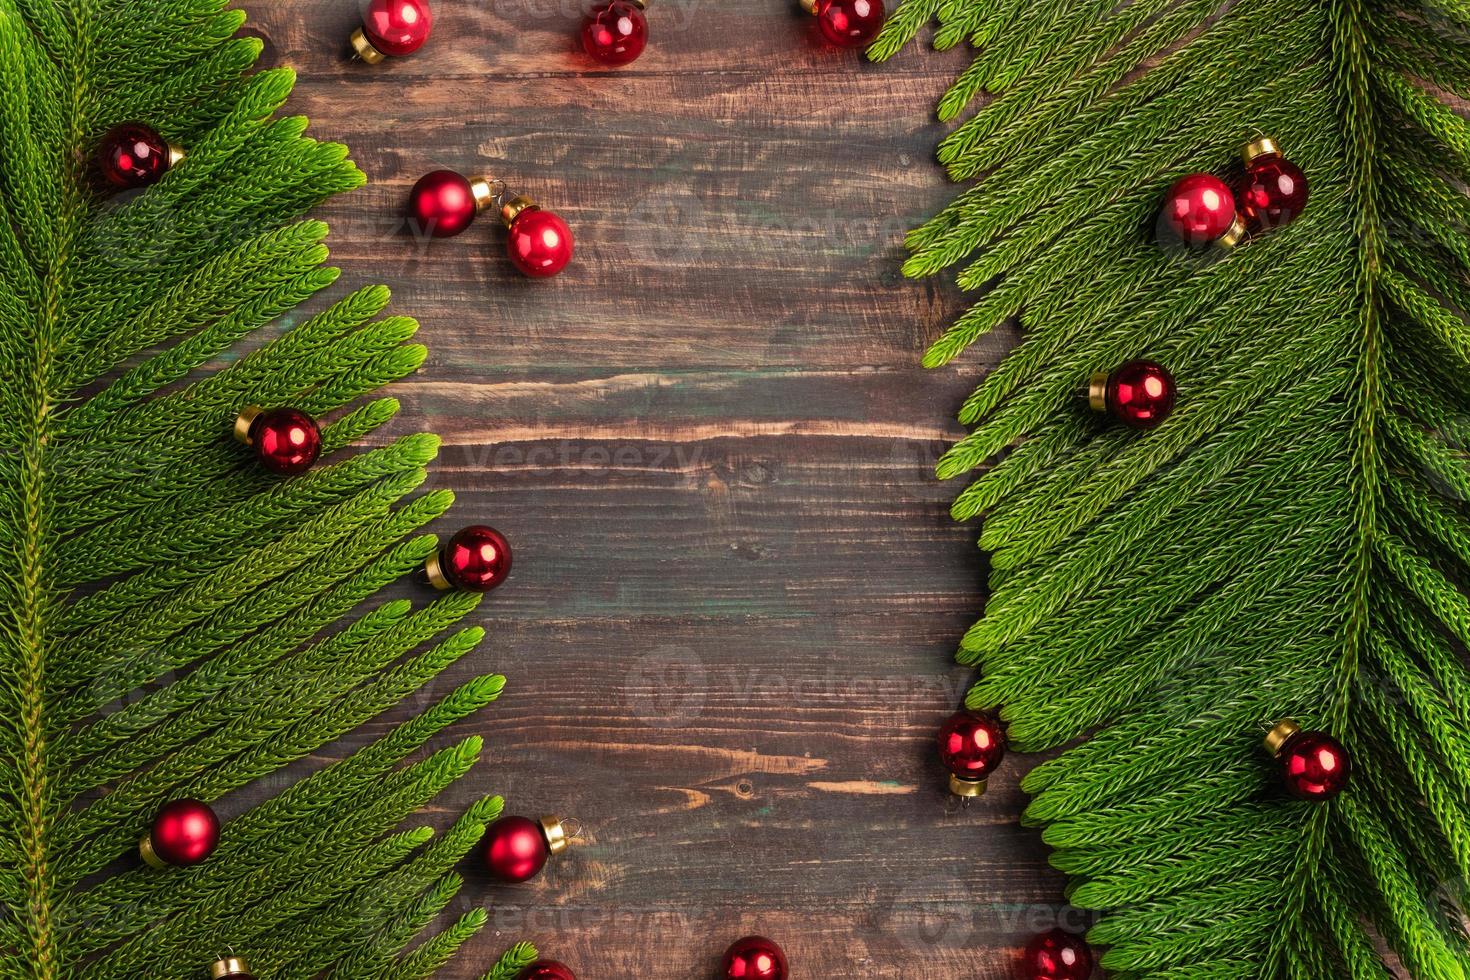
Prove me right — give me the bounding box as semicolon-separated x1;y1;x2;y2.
231;2;1071;975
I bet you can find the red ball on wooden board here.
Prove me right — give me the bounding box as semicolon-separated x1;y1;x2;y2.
805;0;885;47
721;935;788;980
353;0;433;61
141;798;220;868
520;961;577;980
427;525;513;592
1020;928;1093;980
95;122;180;190
1162;172;1243;248
407;169;481;238
581;0;648;66
937;709;1006;797
506;206;575;278
482;815;571;882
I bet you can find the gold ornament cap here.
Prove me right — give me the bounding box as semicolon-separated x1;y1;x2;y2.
1264;718;1302;757
1215;215;1247;251
424;549;452;590
233;406;262;446
168;144;187;168
349;26;387;63
1242;137;1280;166
1087;371;1110;414
139;834;168;870
948;774;987;798
211;956;253;979
540;815;571;855
500;194;536;228
469;177;498;215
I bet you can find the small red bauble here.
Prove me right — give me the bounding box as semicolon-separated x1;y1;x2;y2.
505;203;574;278
407;169;482;238
141;798;220;868
721;935;788;980
234;406;323;475
482;815;570;883
427;524;512;592
581;0;648;66
1088;360;1176;430
352;0;433;62
95;122;182;190
1163;172;1244;248
1238;137;1308;234
520;961;577;980
1021;928;1093;980
1266;720;1350;801
804;0;885;47
937;709;1006;797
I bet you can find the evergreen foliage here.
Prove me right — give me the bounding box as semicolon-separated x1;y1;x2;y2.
0;1;526;976
874;0;1470;976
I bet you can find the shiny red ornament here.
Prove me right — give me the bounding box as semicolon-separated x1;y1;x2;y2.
235;406;323;475
407;169;481;238
506;204;574;278
352;0;433;62
722;935;788;980
1163;172;1243;248
1089;360;1176;430
937;710;1006;797
482;815;570;883
1021;928;1093;980
141;798;220;868
427;524;513;592
1267;720;1350;801
520;962;577;980
96;122;181;190
581;0;648;66
1238;138;1308;234
804;0;885;47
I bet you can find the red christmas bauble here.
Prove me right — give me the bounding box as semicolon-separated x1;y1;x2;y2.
144;798;220;867
520;961;577;980
581;0;648;66
1102;360;1175;430
248;407;322;475
1279;729;1350;801
1238;150;1308;233
937;710;1006;789
435;525;512;592
507;208;574;277
483;815;551;883
722;935;788;980
408;169;479;238
96;123;175;190
810;0;885;47
1021;928;1093;980
1163;172;1240;246
362;0;433;56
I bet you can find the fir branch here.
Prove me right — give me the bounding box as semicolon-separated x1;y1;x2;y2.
876;0;1470;973
0;0;511;976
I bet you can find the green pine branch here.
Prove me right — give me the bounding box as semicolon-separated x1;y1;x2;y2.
0;0;511;976
873;0;1470;976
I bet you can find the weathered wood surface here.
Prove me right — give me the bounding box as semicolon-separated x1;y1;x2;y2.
235;1;1069;975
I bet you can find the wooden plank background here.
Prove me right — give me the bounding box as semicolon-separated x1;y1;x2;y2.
233;1;1076;976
